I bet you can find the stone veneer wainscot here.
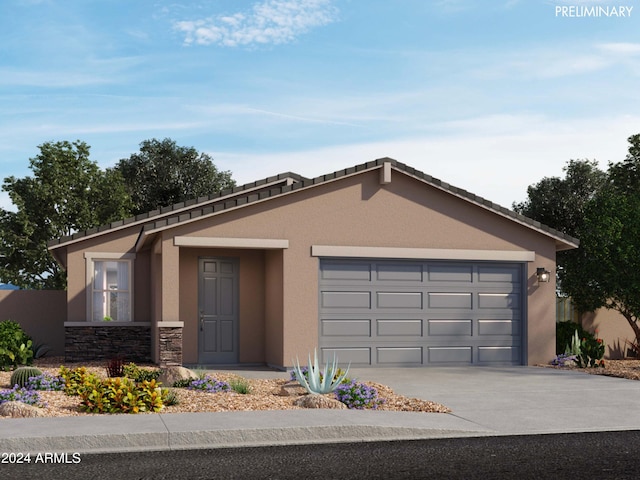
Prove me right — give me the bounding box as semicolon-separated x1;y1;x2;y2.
64;325;151;363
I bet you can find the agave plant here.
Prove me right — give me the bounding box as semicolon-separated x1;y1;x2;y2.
292;349;350;394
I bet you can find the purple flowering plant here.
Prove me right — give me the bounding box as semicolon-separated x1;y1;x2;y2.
186;376;231;393
0;385;43;407
25;373;65;391
334;380;384;410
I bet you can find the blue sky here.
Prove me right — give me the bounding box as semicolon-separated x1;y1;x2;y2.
1;0;639;211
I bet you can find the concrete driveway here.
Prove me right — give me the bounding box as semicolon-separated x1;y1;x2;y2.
348;366;640;435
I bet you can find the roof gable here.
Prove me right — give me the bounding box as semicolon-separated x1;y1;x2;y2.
48;158;579;252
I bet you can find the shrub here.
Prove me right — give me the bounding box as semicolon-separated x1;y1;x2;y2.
0;320;34;370
0;385;42;407
58;366;101;396
334;381;384;410
186;376;231;393
24;373;65;391
229;377;252;394
172;378;194;388
162;388;180;406
575;333;605;368
123;363;161;383
556;321;595;354
105;356;125;377
79;378;164;414
9;367;43;388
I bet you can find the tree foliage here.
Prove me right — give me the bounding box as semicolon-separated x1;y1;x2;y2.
113;138;236;215
0;141;132;289
512;159;606;237
515;134;640;346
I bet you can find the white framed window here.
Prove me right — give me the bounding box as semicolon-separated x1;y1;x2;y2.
85;253;135;322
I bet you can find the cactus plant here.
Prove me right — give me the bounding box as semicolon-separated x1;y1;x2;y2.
10;366;43;388
292;349;350;395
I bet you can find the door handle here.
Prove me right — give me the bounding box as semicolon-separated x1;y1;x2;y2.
199;310;204;331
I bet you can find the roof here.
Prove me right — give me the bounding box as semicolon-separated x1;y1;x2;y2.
47;158;579;252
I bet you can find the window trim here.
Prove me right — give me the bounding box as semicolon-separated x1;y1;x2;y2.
85;253;135;322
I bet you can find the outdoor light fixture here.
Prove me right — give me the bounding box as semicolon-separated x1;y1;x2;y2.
536;267;551;283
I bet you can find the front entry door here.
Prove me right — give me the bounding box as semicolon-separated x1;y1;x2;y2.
198;258;239;364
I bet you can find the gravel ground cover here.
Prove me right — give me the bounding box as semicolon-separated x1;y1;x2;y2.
0;357;451;417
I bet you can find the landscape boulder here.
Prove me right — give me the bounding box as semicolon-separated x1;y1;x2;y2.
0;401;44;418
294;395;347;409
277;380;308;397
158;366;198;387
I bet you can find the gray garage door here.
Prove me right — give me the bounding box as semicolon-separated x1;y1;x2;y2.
318;259;524;366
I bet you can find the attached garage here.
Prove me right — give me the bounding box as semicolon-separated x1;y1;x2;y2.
319;258;524;366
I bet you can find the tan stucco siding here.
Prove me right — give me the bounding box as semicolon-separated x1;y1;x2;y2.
162;170;558;366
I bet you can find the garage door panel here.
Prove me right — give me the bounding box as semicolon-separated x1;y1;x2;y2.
321;262;371;281
428;346;473;364
478;346;521;363
478;319;521;336
377;319;423;336
321;291;371;308
377;291;422;308
427;265;473;282
377;347;422;365
427;319;472;336
428;292;472;309
321;347;371;366
478;293;520;309
376;264;423;281
321;319;371;337
478;266;521;283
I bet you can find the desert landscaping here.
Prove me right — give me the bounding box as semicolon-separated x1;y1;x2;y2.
2;357;640;419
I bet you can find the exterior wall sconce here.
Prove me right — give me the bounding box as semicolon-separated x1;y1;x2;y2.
536;267;551;283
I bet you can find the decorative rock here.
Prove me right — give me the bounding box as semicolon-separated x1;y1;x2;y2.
158;366;198;387
0;401;44;418
294;395;347;409
277;381;308;397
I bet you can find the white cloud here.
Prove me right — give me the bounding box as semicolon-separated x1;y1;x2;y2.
212;113;639;209
174;0;338;47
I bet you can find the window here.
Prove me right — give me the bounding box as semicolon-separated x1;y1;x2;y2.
85;253;134;322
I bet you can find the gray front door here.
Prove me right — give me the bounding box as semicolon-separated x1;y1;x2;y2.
198;258;239;364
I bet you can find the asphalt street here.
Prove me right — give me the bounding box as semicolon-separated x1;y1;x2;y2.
2;431;639;480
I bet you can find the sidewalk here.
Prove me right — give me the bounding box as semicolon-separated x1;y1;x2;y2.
1;367;639;454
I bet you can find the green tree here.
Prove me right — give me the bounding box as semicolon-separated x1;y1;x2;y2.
516;134;640;347
113;138;236;215
512;159;606;237
561;187;640;345
0;141;132;289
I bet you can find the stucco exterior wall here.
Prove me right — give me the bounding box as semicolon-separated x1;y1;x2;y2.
163;169;558;366
0;290;66;356
581;309;637;359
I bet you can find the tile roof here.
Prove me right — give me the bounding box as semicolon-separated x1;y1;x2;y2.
48;158;579;251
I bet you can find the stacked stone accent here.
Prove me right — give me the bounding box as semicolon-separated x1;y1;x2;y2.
158;327;183;367
64;326;151;363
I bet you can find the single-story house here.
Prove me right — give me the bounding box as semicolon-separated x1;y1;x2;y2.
48;158;579;369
